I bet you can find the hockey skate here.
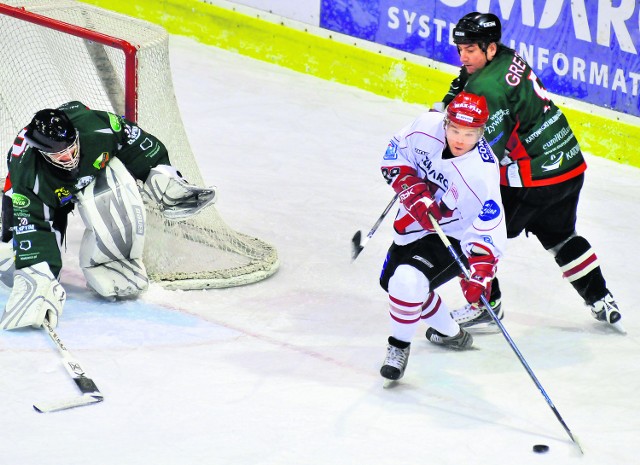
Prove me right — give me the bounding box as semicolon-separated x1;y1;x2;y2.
425;327;473;349
590;293;625;333
450;298;503;333
380;337;410;381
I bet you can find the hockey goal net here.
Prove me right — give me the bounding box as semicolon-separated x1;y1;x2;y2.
0;0;279;289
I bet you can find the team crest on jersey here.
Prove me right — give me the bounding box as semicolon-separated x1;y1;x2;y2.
479;200;501;221
93;152;110;169
384;141;398;160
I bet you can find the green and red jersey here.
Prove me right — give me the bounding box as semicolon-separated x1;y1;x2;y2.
444;45;587;188
4;101;169;275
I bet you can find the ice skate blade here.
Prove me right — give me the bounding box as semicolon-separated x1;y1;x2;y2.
460;321;501;334
609;320;627;335
383;379;400;389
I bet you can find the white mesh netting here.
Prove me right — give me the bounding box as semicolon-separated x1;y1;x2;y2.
0;0;279;288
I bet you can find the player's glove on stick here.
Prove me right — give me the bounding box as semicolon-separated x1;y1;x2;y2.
393;172;442;231
0;262;66;330
460;244;497;304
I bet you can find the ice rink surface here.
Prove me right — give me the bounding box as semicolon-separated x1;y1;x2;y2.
1;34;639;465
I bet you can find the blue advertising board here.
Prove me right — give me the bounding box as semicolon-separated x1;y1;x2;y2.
320;1;640;117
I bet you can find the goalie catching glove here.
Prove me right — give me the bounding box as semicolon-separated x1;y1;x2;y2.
393;171;442;231
460;243;497;304
142;165;217;220
0;262;66;330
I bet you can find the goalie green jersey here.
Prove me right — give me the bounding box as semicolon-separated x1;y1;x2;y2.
443;45;587;188
4;101;170;275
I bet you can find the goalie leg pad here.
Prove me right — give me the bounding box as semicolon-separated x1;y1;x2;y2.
1;262;66;330
0;241;15;289
142;164;217;220
76;158;149;298
83;258;149;298
76;158;146;267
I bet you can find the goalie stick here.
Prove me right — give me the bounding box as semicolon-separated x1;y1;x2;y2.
33;320;103;413
351;194;398;261
428;213;583;454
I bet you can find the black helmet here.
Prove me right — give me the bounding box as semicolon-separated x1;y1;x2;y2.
24;109;80;170
453;12;501;45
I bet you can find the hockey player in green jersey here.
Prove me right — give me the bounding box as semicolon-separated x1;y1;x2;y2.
441;12;622;330
0;101;216;330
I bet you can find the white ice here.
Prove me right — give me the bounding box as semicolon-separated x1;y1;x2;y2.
1;34;639;465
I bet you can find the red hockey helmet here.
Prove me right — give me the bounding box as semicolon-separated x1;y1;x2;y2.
446;92;489;128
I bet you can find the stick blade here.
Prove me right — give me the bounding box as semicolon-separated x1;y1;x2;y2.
351;230;364;261
33;394;104;413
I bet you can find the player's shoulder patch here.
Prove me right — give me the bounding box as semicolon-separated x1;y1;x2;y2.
384;140;398;160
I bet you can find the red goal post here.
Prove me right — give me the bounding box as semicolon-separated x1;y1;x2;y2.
0;1;279;289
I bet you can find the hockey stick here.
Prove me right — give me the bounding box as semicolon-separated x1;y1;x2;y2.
33;320;104;413
351;194;398;261
428;214;583;454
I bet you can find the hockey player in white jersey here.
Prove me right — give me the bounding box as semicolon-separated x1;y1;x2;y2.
378;91;507;381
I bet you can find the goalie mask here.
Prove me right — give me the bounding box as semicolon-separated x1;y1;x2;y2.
24;109;80;170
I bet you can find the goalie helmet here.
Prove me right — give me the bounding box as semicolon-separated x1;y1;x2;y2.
453;12;501;45
446;92;489;128
24;109;80;170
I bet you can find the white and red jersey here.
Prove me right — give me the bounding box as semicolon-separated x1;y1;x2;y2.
381;111;506;259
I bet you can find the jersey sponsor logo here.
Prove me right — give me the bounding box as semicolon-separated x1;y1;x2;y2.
541;151;564;171
14;224;35;235
419;158;449;190
55;187;73;205
481;235;495;246
11;193;30;209
414;147;430;156
18;240;31;251
384;141;398;160
108;113;122;132
140;137;154;151
477;140;495;163
93;152;110;169
479;200;501;221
